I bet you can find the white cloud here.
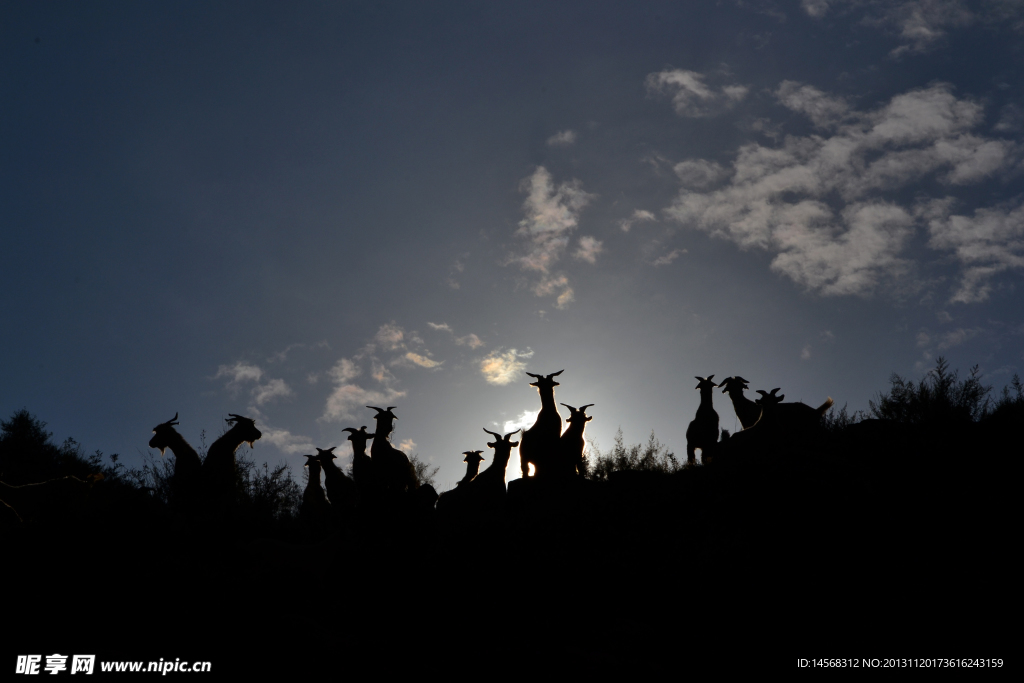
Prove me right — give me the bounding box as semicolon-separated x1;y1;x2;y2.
674;160;729;189
921;197;1024;303
646;69;748;118
800;0;832;18
503;409;539;434
375;323;405;351
480;348;533;385
322;383;406;423
515;166;595;274
573;236;604;264
775;81;850;129
426;322;452;332
455;333;484;349
215;362;263;387
619;209;656;232
546;130;577;147
328;358;361;384
397;438;416;453
253;378;293;405
664;82;1018;297
260;427;316;455
802;1;978;56
399;352;443;369
652;248;686;267
801;345;812;360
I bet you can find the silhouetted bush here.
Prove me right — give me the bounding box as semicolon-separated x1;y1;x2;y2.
409;453;439;488
235;447;301;524
587;429;681;480
869;356;992;424
0;409;124;485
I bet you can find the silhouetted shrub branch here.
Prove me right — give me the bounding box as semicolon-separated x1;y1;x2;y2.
587;429;681;480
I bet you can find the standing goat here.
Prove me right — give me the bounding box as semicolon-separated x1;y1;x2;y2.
718;377;762;431
202;414;262;513
436;451;485;513
314;446;357;512
366;406;417;495
148;413;202;509
686;376;720;465
519;370;563;478
343;426;375;499
557;404;593;479
300;454;331;518
475;429;520;501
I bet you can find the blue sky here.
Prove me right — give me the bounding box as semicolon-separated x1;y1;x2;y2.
2;1;1022;490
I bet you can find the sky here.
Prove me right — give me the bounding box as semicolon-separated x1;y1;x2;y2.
2;0;1022;491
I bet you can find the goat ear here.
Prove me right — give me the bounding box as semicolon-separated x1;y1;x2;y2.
509;440;519;447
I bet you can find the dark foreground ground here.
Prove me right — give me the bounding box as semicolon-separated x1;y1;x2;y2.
6;417;1016;676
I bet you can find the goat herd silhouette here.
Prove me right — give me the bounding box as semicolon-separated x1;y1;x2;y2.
145;369;833;527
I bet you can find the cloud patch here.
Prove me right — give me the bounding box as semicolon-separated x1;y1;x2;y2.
619;209;656;232
920;197;1024;303
546;130;577;147
663;82;1018;297
480;348;534;385
511;167;594;307
646;69;749;118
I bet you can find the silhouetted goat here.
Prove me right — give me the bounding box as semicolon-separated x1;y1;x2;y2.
519;370;563;478
202;414;262;513
343;426;375;499
435;451;485;513
301;454;331;518
558;403;593;479
149;412;202;509
686;376;720;465
718;377;762;430
754;388;834;432
366;406;417;495
475;428;520;502
314;446;357;512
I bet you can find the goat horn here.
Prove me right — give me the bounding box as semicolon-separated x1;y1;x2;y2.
482;428;501;439
525;372;541;379
366;406;383;413
560;403;577;411
579;404;594;411
549;370;564;377
504;429;521;439
343;427;357;434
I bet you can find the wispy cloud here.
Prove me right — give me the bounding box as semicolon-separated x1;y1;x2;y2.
920;197;1024;303
546;129;577;147
503;409;539;434
573;236;603;264
663;82;1018;297
480;347;534;385
456;333;484;349
215;362;293;406
252;378;294;405
801;1;975;56
398;352;443;369
619;209;656;232
512;167;595;307
427;321;485;349
646;68;748;118
652;248;686;267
